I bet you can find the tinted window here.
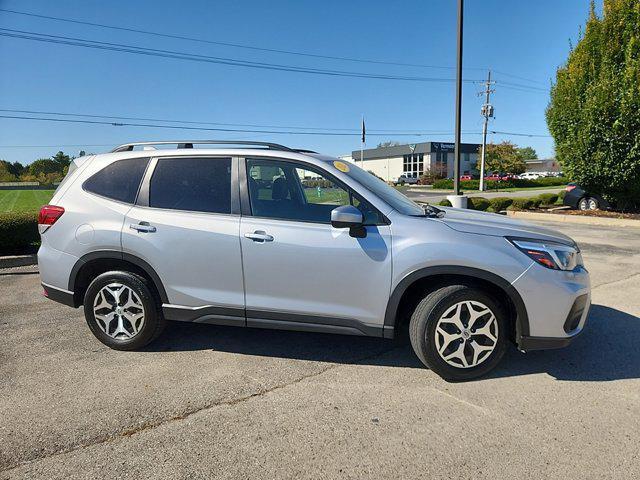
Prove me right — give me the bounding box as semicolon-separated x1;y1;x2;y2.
84;157;149;203
247;159;381;224
150;157;231;214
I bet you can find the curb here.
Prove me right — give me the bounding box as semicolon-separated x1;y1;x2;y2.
0;254;37;269
506;210;640;228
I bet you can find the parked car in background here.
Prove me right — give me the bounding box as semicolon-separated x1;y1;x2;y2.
564;183;610;210
460;174;474;181
484;171;503;182
485;172;515;182
37;140;590;381
518;172;542;180
394;174;418;186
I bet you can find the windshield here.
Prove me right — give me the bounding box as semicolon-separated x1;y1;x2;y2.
330;160;424;216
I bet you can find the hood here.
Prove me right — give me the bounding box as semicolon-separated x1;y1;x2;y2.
435;207;576;246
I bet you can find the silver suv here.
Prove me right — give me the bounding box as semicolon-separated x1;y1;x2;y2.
38;141;590;381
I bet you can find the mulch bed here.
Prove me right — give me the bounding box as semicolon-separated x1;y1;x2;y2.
547;209;640;220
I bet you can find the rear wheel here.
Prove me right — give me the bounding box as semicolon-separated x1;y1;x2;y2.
83;271;166;350
587;197;599;210
578;197;590;210
409;285;507;381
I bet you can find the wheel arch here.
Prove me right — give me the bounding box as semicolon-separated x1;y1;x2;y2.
384;266;529;342
68;251;168;307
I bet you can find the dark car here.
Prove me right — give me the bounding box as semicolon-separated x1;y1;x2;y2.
564;183;610;210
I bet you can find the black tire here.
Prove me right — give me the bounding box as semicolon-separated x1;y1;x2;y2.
578;197;590;211
587;197;599;210
409;284;507;381
83;271;166;350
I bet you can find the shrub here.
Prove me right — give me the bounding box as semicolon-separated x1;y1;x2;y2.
0;212;39;252
438;199;452;207
508;198;534;210
488;197;513;212
467;197;490;211
530;197;543;209
431;177;568;191
537;193;559;205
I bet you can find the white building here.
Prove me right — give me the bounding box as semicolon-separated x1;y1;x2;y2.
342;142;480;182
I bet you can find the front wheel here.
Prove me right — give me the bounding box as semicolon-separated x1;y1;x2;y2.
409;285;507;381
83;271;166;350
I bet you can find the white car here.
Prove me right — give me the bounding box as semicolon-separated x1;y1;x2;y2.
518;172;541;180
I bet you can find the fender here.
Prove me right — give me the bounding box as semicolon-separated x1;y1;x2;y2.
68;250;169;304
383;265;529;340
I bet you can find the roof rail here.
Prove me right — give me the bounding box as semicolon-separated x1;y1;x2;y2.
110;140;295;153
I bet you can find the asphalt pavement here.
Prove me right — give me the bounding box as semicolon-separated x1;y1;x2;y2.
1;218;639;479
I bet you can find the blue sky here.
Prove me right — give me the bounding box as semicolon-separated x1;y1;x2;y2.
0;0;596;165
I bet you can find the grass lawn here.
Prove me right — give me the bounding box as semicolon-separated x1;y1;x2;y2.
0;189;55;214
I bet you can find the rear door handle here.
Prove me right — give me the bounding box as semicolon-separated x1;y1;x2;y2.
130;222;156;233
244;231;274;242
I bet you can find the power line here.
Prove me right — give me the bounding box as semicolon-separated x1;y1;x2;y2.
0;108;473;134
0;114;484;136
0;7;547;86
489;130;551;138
0;28;483;84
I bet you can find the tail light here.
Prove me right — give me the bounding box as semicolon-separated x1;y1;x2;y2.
565;185;576;192
38;205;65;234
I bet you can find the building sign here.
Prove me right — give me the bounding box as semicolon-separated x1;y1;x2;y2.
432;142;455;152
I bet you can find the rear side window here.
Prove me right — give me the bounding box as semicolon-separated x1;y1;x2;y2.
84;157;149;204
149;157;231;214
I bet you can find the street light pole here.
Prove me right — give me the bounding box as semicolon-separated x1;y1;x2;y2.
453;0;464;197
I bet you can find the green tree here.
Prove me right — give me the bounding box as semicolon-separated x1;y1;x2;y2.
376;141;401;148
27;158;60;177
0;162;17;182
546;0;640;209
479;141;527;174
516;146;538;160
52;151;71;170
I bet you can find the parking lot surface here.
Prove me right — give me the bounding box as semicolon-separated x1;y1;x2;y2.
1;219;639;479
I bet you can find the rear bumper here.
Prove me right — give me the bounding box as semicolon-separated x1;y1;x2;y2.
42;282;77;308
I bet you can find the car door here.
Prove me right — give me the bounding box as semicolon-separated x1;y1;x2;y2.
122;155;245;325
239;157;392;337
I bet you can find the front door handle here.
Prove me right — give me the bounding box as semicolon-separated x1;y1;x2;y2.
130;222;157;233
244;231;274;243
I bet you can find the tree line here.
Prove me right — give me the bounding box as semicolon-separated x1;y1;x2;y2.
0;151;77;184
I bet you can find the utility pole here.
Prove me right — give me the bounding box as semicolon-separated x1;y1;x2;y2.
447;0;467;207
479;70;495;192
452;0;464;200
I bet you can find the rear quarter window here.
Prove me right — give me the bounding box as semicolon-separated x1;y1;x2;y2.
83;157;149;204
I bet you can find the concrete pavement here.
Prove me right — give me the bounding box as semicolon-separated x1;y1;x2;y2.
1;219;639;479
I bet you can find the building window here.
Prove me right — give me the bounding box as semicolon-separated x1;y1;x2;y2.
402;153;424;178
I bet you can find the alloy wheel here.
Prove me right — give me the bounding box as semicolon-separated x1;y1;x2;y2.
93;283;145;339
434;300;498;369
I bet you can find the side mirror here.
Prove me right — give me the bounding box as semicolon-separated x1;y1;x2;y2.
331;205;366;238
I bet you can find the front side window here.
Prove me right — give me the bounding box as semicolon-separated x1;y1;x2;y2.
84;157;149;204
247;159;380;224
149;157;231;214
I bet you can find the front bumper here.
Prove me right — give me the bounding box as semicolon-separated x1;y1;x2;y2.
512;263;591;350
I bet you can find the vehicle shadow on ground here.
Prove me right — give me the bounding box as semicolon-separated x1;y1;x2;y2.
489;304;640;382
147;304;639;381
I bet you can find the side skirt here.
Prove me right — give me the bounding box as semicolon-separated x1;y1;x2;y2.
162;304;387;338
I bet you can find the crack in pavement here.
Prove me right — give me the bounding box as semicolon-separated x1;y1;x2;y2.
0;346;399;474
591;272;640;291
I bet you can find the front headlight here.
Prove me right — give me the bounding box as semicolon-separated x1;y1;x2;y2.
508;238;583;271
